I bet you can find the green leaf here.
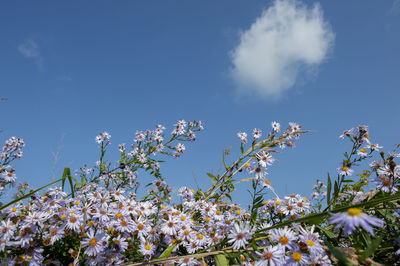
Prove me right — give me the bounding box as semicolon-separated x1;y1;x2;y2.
316;225;335;239
207;172;215;179
342;179;353;183
215;254;229;266
154;244;176;260
250;209;258;226
62;168;74;197
327;173;332;206
359;235;382;261
325;240;353;266
0;177;64;211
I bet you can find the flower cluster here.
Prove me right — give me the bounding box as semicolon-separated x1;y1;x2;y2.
0;137;25;195
0;121;399;265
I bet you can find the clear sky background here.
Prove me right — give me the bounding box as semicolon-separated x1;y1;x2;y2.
1;0;399;205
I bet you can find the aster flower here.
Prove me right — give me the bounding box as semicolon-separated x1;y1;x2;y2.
113;235;128;252
337;166;354;176
237;132;248;144
357;148;368;157
339;128;354;139
177;257;201;266
139;240;155;257
82;230;108;257
253;128;262;139
161;216;180;236
271;121;280;132
0;219;16;240
227;222;253;250
2;170;17;182
285;249;311;265
257;151;275;168
255;245;285;266
270;226;297;249
329;208;384;236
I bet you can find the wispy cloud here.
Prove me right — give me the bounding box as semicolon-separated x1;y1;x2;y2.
18;39;43;69
229;0;334;100
391;0;400;15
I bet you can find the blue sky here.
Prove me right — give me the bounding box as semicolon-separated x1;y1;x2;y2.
1;0;399;205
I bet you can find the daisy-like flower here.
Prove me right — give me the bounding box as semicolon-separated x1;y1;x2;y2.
357;148;368;157
253;128;262;139
176;143;186;153
337;166;354;176
270;226;297;249
257;151;275;168
329;208;384;236
82;230;108;257
339;128;354;139
375;177;398;193
255;245;285;266
271;121;280;132
285;249;311;265
48;225;65;244
139;240;155;257
113;235;128;252
2;170;16;182
0;219;16;240
261;179;273;190
161;216;180;236
253;166;266;180
237;132;248;144
177;257;201;266
65;214;82;233
115;218;136;233
227;222;253;250
366;143;383;151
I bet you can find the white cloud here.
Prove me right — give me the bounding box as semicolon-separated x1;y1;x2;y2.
229;0;334;100
391;0;400;15
18;39;43;68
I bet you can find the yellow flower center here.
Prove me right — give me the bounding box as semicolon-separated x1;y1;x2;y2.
75;201;80;205
11;208;17;212
347;208;362;216
60;214;67;220
161;205;166;210
236;210;241;215
116;212;123;219
180;216;186;221
360;148;367;153
342;166;349;172
244;162;250;168
145;244;151;250
197;234;204;240
276;201;281;206
89;238;97;247
292;252;302;262
279;236;289;245
364;134;370;139
216;210;221;215
264;180;271;185
263;200;269;205
205;217;211;222
138;224;144;230
306;240;314;247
